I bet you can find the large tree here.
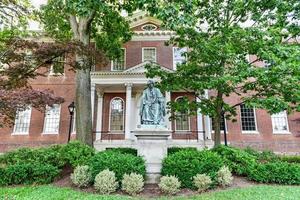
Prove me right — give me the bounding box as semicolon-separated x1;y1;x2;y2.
39;0;138;146
141;0;300;146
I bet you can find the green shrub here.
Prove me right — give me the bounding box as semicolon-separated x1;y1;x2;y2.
71;165;92;188
94;169;118;194
193;174;212;193
60;141;95;168
0;145;65;168
121;173;144;195
161;149;224;189
280;155;300;164
167;147;198;155
106;148;137;156
2;163;59;185
89;151;146;182
244;147;279;162
158;175;181;195
248;162;300;185
217;166;233;187
213;145;257;176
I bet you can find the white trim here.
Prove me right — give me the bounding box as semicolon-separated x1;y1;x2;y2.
141;24;158;31
174;96;191;132
142;47;157;63
240;104;259;134
108;97;125;133
271;111;290;134
111;48;126;71
42;104;61;134
12;107;32;135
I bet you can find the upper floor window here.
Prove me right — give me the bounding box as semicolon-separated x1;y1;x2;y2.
175;97;190;131
43;104;61;134
240;104;257;132
173;47;187;70
112;48;126;71
109;97;124;131
143;47;156;63
50;55;65;75
271;111;289;133
141;24;157;31
13;107;32;134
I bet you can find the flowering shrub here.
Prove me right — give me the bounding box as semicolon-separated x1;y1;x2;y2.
70;165;92;188
217;166;233;187
193;174;212;193
158;175;181;195
94;169;118;194
121;173;144;195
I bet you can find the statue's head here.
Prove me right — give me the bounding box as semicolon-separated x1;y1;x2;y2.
147;80;155;89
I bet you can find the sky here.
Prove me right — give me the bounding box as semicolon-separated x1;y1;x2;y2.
28;0;46;30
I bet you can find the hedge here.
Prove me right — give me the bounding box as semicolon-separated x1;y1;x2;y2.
161;149;224;189
89;150;146;182
167;147;198;155
105;148;137;156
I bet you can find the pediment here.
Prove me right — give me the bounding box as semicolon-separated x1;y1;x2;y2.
124;62;173;74
128;11;162;29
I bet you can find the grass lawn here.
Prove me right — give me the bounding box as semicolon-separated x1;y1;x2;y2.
0;185;300;200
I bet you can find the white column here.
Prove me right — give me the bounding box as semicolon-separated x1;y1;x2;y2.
91;83;96;123
125;83;133;139
196;96;204;141
95;89;103;141
204;90;212;140
165;91;171;130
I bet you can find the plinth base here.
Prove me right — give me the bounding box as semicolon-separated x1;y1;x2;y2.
133;129;171;183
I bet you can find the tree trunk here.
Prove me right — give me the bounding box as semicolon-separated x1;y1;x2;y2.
70;16;93;146
214;91;223;147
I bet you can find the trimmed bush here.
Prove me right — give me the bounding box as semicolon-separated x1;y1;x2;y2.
94;169;118;194
193;174;212;193
0;163;59;185
70;165;92;188
161;149;224;189
158;175;181;195
213;145;256;175
90;151;146;182
248;162;300;185
280;155;300;164
217;166;233;187
244;147;279;162
106;148;137;156
167;147;197;155
121;173;144;195
60;141;95;168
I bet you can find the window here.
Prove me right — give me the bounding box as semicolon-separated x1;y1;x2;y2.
50;55;65;75
175;97;190;131
211;116;226;132
43;104;61;134
141;24;157;31
173;47;187;70
112;48;125;71
13;107;32;134
271;111;289;133
143;48;156;62
109;98;124;131
240;104;257;132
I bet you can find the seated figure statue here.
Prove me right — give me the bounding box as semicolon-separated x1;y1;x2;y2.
140;80;166;125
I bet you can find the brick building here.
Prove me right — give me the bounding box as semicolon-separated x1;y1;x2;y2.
1;12;299;153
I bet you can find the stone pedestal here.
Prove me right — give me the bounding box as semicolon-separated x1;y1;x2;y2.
133;129;171;183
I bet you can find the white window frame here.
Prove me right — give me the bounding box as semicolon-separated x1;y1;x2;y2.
111;48;126;71
12;107;32;135
49;55;65;76
42;104;61;134
108;97;125;133
173;47;187;70
271;111;290;134
142;47;157;63
174;96;191;132
240;105;259;134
